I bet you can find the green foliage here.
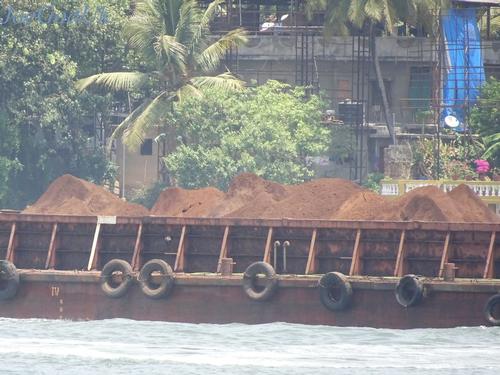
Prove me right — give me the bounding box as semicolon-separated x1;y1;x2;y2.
0;111;20;202
411;137;481;180
470;78;500;166
77;0;247;150
163;81;331;189
129;181;169;209
0;0;128;208
329;125;355;163
362;172;384;192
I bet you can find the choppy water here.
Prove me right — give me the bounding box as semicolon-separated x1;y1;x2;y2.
0;319;499;374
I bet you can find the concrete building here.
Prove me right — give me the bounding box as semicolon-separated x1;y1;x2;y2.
111;1;500;193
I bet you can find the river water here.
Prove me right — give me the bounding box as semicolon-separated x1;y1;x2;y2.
0;319;499;374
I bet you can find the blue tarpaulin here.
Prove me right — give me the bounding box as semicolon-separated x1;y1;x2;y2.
441;8;485;132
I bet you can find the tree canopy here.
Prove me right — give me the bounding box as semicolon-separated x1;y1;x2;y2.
162;81;331;189
470;78;500;168
0;0;128;208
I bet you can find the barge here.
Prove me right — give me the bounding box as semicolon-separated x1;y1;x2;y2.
0;212;499;328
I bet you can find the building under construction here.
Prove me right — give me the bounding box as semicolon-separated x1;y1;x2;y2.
109;0;500;191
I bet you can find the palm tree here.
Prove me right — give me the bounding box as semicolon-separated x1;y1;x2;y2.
306;0;438;141
77;0;247;150
307;0;432;36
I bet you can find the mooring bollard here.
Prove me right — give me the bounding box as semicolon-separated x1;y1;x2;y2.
443;263;457;281
220;258;234;276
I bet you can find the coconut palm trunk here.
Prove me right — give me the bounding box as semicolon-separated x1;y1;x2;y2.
371;31;395;143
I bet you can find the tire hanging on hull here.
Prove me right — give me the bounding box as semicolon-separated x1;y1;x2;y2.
100;259;134;298
138;259;175;299
0;260;19;301
484;294;500;326
395;274;425;307
242;262;278;301
318;272;352;311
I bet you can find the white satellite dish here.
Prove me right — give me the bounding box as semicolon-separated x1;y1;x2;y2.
444;115;460;128
281;14;289;21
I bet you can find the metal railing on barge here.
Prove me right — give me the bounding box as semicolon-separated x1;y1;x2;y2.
0;213;498;280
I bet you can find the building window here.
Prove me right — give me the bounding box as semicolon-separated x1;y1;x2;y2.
140;139;153;156
408;66;432;111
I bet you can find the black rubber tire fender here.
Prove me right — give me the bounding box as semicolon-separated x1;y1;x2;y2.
484;294;500;326
0;260;19;301
242;261;278;301
138;259;174;299
318;272;352;311
395;274;424;307
100;259;134;298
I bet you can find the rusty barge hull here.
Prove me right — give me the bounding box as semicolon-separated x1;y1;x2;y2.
5;271;500;328
0;213;499;328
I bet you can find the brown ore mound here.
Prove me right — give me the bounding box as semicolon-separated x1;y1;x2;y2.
396;186;465;222
150;186;225;217
217;173;289;218
23;173;497;222
150;173;498;223
23;175;148;216
240;178;363;219
448;184;499;223
333;190;398;221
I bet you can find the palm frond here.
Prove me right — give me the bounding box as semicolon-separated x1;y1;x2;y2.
75;72;150;92
162;0;185;36
323;0;350;36
176;83;203;103
483;143;500;160
305;0;327;19
482;133;500;159
382;0;396;33
154;34;188;70
109;99;153;143
175;0;200;45
199;0;224;32
348;0;368;27
125;2;164;63
485;133;500;144
112;92;169;150
196;28;247;73
191;0;225;55
364;0;383;22
190;72;245;92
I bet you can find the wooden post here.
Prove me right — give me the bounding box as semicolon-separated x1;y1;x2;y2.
483;231;497;279
45;223;59;269
349;229;362;276
87;223;102;271
131;223;144;271
394;230;406;277
305;228;318;274
6;222;17;263
438;232;451;278
263;227;273;264
217;226;230;272
174;225;187;272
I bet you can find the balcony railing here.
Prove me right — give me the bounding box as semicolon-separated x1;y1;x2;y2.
380;179;500;206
